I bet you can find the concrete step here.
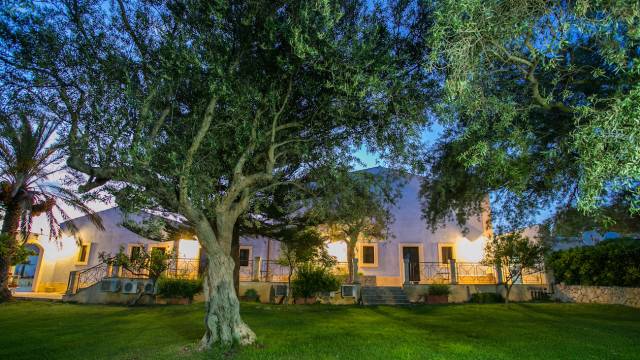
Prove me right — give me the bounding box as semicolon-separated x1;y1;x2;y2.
362;295;409;301
361;289;405;294
364;301;412;306
360;286;410;306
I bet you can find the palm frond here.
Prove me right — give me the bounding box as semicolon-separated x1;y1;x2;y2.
0;113;100;242
46;184;105;231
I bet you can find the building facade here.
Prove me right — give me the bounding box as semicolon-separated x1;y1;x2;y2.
12;168;508;295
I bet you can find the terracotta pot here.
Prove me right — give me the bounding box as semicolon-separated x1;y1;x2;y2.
426;295;448;304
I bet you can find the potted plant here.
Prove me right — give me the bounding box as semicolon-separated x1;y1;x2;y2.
426;284;450;304
242;288;260;302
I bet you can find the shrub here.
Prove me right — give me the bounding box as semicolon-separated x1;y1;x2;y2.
547;238;640;287
427;284;451;296
469;292;504;303
291;264;341;298
156;278;203;299
243;288;259;301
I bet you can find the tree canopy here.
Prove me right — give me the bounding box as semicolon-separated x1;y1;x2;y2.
0;0;433;346
421;0;640;233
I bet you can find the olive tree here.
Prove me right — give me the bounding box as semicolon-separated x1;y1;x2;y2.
1;1;432;347
421;0;640;232
482;231;547;304
318;169;400;283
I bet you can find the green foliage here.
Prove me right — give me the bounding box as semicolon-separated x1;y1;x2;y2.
427;284;450;296
243;288;259;301
483;231;547;283
291;263;341;298
422;0;640;229
0;235;35;266
540;196;640;241
547;239;640;287
469;293;504;304
0;109;103;239
156;278;203;299
121;217;195;243
315;170;401;244
277;227;333;271
99;245;174;280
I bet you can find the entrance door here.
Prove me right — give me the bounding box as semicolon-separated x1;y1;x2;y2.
402;246;420;282
14;244;40;292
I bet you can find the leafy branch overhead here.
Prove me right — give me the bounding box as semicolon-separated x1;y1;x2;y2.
422;0;640;232
0;1;432;346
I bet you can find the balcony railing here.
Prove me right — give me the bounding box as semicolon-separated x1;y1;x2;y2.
456;262;498;284
408;262;451;284
68;255;547;295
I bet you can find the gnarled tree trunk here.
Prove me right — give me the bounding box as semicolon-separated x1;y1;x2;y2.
232;223;240;296
0;202;21;302
200;250;255;348
193;216;255;349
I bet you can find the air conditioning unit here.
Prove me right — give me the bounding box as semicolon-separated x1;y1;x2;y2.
341;284;357;297
142;280;156;294
100;278;121;292
273;284;288;297
121;280;139;294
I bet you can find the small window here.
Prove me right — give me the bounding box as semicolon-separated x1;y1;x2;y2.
441;246;454;264
362;245;375;264
77;243;90;264
239;249;250;267
130;246;143;259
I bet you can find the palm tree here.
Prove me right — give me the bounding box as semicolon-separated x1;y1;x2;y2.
0;112;103;301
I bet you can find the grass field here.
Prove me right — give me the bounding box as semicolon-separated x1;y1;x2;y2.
1;301;639;359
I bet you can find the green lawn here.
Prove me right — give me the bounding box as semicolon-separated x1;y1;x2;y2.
1;301;639;359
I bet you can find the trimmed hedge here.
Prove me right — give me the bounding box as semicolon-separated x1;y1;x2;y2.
156;278;203;299
547;238;640;287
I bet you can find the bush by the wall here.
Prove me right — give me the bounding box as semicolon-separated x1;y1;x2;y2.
156;278;203;299
469;292;504;303
427;284;451;296
291;264;341;298
547;238;640;287
243;288;260;302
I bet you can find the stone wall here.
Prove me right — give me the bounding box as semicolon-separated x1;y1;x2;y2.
404;284;550;303
553;284;640;308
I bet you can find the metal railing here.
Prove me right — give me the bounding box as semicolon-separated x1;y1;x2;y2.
260;260;290;283
457;262;498;284
410;262;451;284
520;267;546;285
167;258;201;280
74;262;109;292
404;261;547;285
